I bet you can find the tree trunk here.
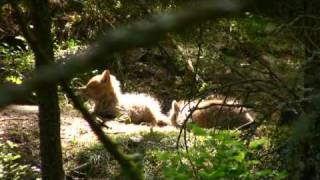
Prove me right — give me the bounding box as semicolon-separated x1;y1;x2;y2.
297;0;320;179
29;1;65;179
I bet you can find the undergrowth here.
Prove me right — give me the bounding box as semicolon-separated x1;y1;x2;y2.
64;127;287;179
156;125;287;180
0;139;39;179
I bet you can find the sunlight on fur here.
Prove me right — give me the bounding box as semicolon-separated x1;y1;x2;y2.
79;69;254;129
79;70;178;126
171;97;254;129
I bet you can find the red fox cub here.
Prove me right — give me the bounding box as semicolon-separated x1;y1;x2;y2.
79;70;178;126
171;98;254;129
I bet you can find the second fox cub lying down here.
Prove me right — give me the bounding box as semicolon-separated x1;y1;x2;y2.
171;98;254;129
79;70;178;126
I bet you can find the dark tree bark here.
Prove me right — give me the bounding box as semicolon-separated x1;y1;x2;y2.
298;1;320;179
28;1;65;179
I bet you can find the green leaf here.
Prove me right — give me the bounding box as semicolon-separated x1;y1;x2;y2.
11;155;21;161
158;152;169;160
249;160;261;165
190;125;207;136
249;138;268;149
234;151;246;162
5;76;22;84
276;171;288;180
256;169;273;177
207;170;225;178
6;141;18;148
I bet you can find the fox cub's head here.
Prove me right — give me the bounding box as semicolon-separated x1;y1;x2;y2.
78;70;117;101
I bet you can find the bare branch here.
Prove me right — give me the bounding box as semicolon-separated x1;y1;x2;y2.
60;82;142;180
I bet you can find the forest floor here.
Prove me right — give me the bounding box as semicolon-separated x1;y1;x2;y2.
0;104;179;178
0;49;191;178
0;62;180;143
0;104;178;146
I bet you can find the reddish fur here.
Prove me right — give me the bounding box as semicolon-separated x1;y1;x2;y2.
79;70;179;126
171;98;254;129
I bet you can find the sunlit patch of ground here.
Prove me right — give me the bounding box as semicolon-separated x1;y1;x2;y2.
0;105;38;141
0;105;179;179
0;105;178;143
0;105;179;159
61;117;178;146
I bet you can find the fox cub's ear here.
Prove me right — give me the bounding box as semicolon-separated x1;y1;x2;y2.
172;100;180;112
101;70;110;83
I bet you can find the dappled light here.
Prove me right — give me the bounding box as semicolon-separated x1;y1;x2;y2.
1;0;320;179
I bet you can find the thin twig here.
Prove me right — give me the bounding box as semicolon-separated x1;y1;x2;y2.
176;96;207;148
